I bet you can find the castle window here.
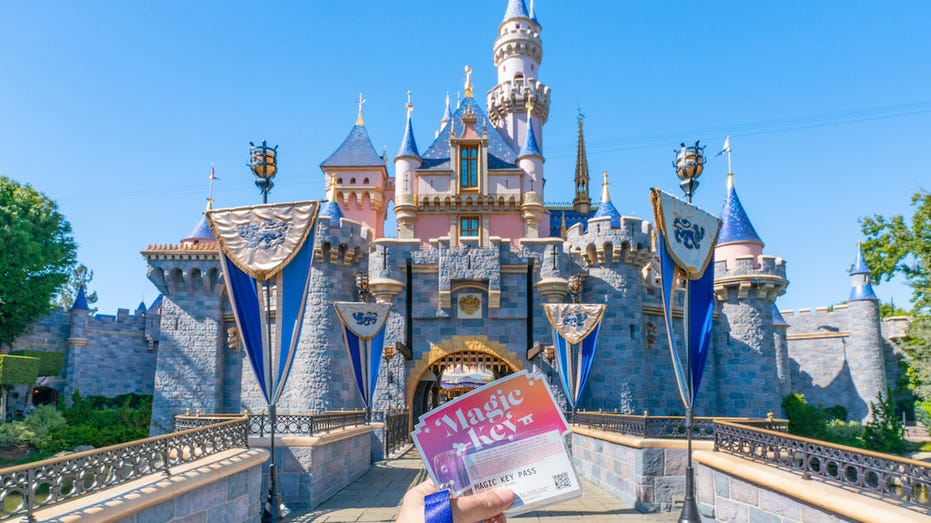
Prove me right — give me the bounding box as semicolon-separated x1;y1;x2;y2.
338;178;343;184
460;215;480;237
364;178;369;184
460;146;479;189
350;178;356;184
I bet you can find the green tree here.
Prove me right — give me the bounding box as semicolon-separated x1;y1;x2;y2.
54;263;98;313
0;177;77;345
860;190;931;314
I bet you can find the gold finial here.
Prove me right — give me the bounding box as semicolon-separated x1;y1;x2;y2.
525;98;535;119
464;66;473;98
601;171;611;203
726;172;734;190
406;90;413;115
356;92;366;125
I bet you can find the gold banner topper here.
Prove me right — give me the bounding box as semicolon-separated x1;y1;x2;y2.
649;189;721;279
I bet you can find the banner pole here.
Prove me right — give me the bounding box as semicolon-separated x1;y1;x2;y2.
678;278;700;523
263;282;282;522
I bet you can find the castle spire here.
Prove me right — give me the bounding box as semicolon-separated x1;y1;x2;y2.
849;243;878;301
72;284;89;311
718;171;763;247
464;66;473;99
396;90;421;160
572;110;591;215
591;171;620;228
517;100;542;159
440;92;452;129
207;164;217;210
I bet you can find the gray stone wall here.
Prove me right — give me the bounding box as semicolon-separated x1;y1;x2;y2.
715;291;781;417
65;309;156;399
256;430;373;509
571;430;687;512
112;456;264;523
696;462;853;522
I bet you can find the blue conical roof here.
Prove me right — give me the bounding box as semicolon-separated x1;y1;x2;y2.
396;112;420;160
321;125;385;167
72;285;89;311
319;200;343;229
147;295;163;315
420;97;517;171
718;175;763;246
850;244;871;275
503;0;531;23
591;172;620;228
183;214;215;243
518;119;542;159
136;301;147;313
772;304;788;327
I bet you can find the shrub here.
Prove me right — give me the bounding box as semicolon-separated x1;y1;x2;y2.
863;390;907;454
824;420;864;448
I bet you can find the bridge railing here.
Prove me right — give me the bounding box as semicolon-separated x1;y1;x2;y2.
174;410;367;437
714;420;931;512
571;410;787;439
0;417;249;522
381;408;411;456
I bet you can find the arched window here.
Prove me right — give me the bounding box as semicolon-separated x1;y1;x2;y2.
363;177;369;184
350;178;356;184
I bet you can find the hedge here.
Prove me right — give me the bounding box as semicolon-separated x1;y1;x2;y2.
9;350;64;377
0;355;40;386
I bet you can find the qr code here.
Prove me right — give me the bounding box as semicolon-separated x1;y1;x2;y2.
552;472;572;490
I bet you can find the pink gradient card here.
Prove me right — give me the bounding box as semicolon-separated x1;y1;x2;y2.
411;371;573;496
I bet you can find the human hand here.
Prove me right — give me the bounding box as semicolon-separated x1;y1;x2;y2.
396;480;515;523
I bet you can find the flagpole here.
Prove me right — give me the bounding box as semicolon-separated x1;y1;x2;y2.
264;281;282;522
679;275;700;523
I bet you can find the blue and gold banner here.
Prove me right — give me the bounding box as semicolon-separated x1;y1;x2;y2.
207;201;319;405
543;303;606;409
650;189;719;409
334;302;392;408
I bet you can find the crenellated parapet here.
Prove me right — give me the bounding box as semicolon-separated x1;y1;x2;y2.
564;216;653;268
142;244;222;297
493;25;542;67
713;255;787;302
312;217;371;266
487;77;551;127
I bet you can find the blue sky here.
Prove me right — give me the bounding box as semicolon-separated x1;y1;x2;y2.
2;1;929;315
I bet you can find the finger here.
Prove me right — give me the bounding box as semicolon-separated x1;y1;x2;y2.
402;480;438;505
452;488;515;523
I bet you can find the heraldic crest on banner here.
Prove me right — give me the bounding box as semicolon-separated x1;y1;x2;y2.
334;302;392;341
207;201;318;282
543;304;606;345
649;190;720;279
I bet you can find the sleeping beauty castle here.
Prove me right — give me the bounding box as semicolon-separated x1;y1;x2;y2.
11;0;900;432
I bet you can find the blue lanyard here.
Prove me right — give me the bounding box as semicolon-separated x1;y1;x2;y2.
424;489;453;523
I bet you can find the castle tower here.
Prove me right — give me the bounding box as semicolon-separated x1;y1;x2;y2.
564;172;653;412
487;0;551;151
517;101;545;238
713;170;787;417
394;92;422;239
572;112;591;216
771;304;791;401
143;213;225;433
62;285;90;400
320;95;390;239
845;243;887;421
436;92;452;139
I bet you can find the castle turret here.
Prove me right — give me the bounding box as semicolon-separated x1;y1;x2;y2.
436;92;452;139
565;174;652;412
572;112;591;216
772;304;791;400
844;243;887;421
142;213;224;433
713;169;787;417
320;95;390;239
487;0;550;151
394;93;422;240
518;101;545;238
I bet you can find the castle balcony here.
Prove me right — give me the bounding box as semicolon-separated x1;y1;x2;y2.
415;193;522;213
493;26;542;66
486;78;551;126
713;255;788;302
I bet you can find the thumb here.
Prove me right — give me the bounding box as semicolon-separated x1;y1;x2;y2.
452;488;515;522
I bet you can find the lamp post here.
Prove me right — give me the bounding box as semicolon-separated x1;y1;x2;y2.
674;140;704;204
250;141;282;522
250;140;278;204
674;140;705;523
355;272;371;303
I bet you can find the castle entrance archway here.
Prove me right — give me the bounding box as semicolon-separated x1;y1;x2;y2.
407;336;521;423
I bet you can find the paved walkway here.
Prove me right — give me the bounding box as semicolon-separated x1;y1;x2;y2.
288;448;677;522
